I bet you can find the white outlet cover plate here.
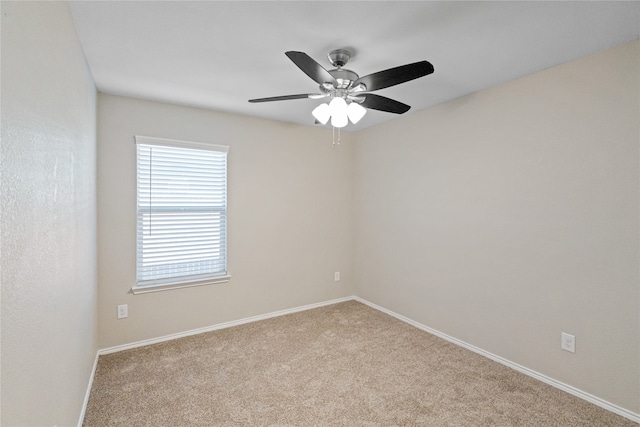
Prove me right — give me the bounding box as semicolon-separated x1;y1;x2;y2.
118;304;128;319
561;332;575;353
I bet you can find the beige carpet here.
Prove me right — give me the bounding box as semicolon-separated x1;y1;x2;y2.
84;301;636;426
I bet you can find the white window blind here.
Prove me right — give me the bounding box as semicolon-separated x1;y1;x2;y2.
135;136;228;290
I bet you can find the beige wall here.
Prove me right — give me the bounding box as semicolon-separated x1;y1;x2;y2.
353;40;640;413
1;2;98;425
97;94;354;348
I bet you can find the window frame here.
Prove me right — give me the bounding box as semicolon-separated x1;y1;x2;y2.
132;135;230;295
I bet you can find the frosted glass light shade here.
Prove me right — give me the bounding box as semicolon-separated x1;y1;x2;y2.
347;102;367;124
329;97;348;128
312;103;331;125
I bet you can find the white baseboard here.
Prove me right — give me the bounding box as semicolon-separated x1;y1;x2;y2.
353;296;640;424
78;351;100;427
98;296;353;355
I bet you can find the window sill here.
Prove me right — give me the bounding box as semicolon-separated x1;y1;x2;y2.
131;275;231;295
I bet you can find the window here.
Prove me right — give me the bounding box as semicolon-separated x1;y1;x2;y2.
133;135;229;294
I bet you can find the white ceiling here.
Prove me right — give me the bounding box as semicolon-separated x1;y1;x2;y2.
69;1;640;132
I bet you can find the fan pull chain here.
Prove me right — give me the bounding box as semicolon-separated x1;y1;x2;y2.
332;126;341;148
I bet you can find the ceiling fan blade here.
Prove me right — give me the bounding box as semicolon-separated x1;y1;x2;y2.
248;94;318;103
353;61;434;92
285;51;337;86
359;94;411;114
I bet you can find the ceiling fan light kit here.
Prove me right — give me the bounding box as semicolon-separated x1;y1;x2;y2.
312;103;331;125
249;48;434;141
347;102;367;124
328;97;348;128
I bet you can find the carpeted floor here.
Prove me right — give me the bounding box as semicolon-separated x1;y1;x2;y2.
84;301;636;426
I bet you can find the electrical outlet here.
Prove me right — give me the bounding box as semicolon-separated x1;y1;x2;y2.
561;332;575;353
117;304;128;319
334;271;340;282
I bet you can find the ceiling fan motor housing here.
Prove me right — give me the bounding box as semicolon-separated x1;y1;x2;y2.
328;68;359;89
326;49;360;90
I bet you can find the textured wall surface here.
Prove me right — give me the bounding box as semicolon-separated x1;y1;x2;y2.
1;2;98;425
353;41;639;413
97;94;354;349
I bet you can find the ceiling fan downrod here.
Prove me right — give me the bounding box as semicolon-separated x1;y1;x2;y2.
326;49;360;90
327;48;352;68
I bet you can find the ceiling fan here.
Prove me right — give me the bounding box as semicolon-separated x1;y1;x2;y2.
248;49;434;128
